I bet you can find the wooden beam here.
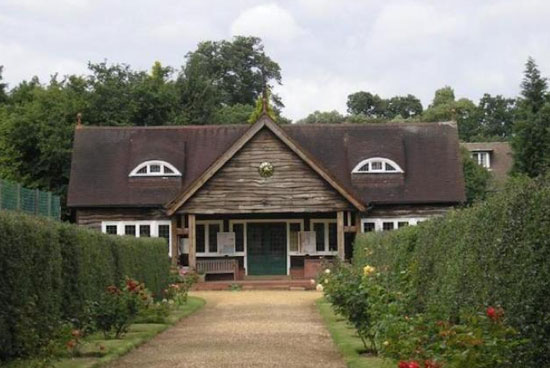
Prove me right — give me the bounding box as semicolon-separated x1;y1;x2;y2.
337;211;345;260
170;217;178;265
355;212;362;235
188;214;196;269
176;228;189;236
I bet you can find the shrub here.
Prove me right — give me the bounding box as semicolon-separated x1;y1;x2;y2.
0;211;170;361
350;175;550;367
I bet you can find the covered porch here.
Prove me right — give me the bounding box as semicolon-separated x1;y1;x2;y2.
170;211;360;281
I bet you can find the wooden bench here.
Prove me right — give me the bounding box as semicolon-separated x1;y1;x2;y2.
196;259;238;281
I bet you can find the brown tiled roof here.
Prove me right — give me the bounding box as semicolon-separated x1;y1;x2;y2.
67;122;465;208
461;142;512;186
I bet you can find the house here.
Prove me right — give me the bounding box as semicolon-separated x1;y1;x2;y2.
67;114;465;279
461;142;512;187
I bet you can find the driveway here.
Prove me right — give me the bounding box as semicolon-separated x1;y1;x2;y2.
107;290;346;368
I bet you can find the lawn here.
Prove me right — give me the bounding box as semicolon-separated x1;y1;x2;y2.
316;298;394;368
5;296;205;368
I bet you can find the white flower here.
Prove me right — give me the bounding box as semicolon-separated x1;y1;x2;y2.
324;269;331;274
316;284;324;292
310;279;316;285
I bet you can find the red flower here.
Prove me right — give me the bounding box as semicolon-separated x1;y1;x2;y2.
409;361;420;368
398;362;409;368
487;306;504;322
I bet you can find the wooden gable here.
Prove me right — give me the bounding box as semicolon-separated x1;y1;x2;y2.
178;128;353;214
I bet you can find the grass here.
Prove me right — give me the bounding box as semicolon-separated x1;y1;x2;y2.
4;296;205;368
316;298;394;368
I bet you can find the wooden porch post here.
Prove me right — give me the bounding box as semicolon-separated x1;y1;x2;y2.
188;214;196;269
337;211;345;260
170;217;178;265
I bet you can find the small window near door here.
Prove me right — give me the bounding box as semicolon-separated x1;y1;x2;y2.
106;225;117;235
382;222;394;231
363;222;375;232
328;223;337;251
398;221;409;229
314;223;325;252
158;225;170;243
289;223;301;252
233;223;244;252
125;225;136;236
139;225;151;237
196;224;205;253
208;224;220;253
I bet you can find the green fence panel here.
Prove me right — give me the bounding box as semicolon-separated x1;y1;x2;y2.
0;179;61;220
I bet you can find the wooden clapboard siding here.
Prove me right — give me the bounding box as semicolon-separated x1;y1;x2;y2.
76;208;167;230
366;204;453;218
180;128;353;214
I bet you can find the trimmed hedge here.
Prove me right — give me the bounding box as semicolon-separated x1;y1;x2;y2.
353;176;550;367
0;211;170;361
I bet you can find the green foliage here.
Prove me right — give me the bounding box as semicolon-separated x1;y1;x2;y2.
474;94;516;141
248;90;277;123
512;57;550;177
460;147;491;204
0;211;170;361
296;110;344;124
351;175;550;367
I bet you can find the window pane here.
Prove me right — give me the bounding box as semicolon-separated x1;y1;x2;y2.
363;222;375;232
139;225;150;237
158;225;170;243
371;161;383;170
314;223;325;252
289;223;300;252
164;166;174;174
196;224;205;253
136;166;147;174
382;222;394;231
328;223;337;251
358;163;369;172
385;163;396;171
106;225;117;235
150;164;161;173
234;224;244;252
398;221;409;228
125;225;136;236
209;224;219;253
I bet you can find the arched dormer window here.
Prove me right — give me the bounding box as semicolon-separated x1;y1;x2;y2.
352;157;404;174
129;160;181;177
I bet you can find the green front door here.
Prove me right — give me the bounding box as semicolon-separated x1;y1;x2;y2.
247;223;287;275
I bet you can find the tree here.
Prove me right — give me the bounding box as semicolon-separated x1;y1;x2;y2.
475;94;516;140
460;147;492;205
512;57;550;177
519;57;548;114
346;91;387;118
0;66;7;104
386;95;423;119
422;86;478;140
296;110;344;124
177;36;283;125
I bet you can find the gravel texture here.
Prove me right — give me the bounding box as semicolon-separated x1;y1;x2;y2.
107;290;346;368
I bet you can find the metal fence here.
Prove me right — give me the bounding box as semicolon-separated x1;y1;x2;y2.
0;179;61;220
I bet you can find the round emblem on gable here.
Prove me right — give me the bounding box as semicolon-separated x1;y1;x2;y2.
258;161;274;178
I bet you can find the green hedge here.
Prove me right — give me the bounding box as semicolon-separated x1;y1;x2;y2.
0;211;170;361
353;176;550;367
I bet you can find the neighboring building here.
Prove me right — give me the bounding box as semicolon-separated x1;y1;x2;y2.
67;115;465;279
461;142;512;186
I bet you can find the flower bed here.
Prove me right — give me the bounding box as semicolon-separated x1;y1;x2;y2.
320;175;550;367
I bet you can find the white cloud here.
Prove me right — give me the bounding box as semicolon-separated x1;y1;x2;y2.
0;42;87;87
230;3;305;43
151;19;221;42
2;0;91;17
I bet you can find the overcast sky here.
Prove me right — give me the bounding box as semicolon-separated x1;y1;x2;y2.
1;0;549;120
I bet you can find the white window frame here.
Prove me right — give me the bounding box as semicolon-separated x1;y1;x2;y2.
310;219;339;256
101;220;172;256
129;160;182;177
195;220;224;257
360;217;427;233
471;151;491;169
352;157;404;174
229;219;304;276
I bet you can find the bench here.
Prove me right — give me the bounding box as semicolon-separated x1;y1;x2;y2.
196;259;238;281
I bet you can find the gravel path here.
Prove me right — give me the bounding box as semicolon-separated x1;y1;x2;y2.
107;290;345;368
